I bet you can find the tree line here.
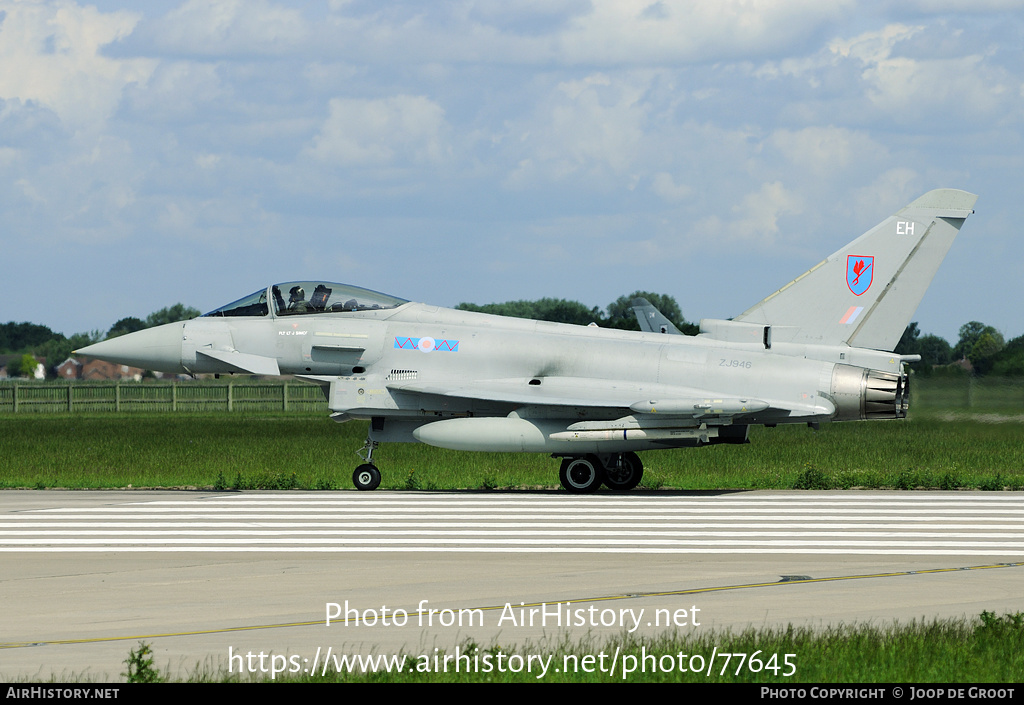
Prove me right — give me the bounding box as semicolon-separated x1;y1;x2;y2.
895;320;1024;376
459;294;1023;376
1;304;200;378
2;294;1020;378
456;291;700;335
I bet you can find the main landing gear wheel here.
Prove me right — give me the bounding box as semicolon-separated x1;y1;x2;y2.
353;464;381;491
602;452;644;492
559;456;604;494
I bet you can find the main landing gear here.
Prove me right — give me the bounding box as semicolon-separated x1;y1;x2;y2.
558;452;644;494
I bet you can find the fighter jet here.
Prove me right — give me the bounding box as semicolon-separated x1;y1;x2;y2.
76;188;977;493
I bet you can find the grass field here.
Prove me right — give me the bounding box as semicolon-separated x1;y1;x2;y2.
3;410;1022;491
117;612;1024;683
306;613;1024;683
6;384;1023;685
2;374;1021;490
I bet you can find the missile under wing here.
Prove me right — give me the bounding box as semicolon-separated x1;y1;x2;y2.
76;188;977;493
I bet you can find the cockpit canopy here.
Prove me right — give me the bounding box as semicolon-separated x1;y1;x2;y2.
203;282;409;318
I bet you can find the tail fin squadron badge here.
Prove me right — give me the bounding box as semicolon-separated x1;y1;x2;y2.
846;255;874;296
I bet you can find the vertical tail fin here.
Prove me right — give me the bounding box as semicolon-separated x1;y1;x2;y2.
734;188;977;351
631;297;683;335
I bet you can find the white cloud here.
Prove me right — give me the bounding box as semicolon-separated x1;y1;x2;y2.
829;23;923;65
125;61;224;121
550;0;855;64
153;193;279;247
157;0;307;55
830;24;1015;123
306;95;451;167
769;126;889;177
318;0;852;67
862;54;1009;120
694;181;804;246
650;172;692;202
851;168;922;219
909;0;1024;10
504;72;650;188
0;0;155;128
467;0;592;35
24;134;140;239
195;153;221;170
3;1;1022;342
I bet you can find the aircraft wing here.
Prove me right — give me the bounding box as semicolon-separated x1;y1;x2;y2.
388;376;830;421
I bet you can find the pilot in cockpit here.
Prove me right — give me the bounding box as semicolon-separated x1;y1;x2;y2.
287;286;310;313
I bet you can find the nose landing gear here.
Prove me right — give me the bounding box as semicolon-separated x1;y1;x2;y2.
352;438;381;491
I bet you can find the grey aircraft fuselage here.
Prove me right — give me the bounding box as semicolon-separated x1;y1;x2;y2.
205;300;889;437
76;188;978;492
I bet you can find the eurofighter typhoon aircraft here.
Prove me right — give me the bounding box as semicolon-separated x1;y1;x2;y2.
77;189;977;492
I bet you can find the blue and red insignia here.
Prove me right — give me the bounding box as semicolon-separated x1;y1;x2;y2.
846;255;874;296
394;336;459;353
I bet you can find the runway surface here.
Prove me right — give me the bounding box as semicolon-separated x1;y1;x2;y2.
5;490;1024;553
2;489;1023;680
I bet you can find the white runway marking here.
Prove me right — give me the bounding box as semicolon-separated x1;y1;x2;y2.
3;493;1024;554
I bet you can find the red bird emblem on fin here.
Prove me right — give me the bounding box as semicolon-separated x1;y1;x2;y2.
846;255;874;296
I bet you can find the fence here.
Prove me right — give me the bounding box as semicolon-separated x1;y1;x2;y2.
0;380;328;414
911;375;1024;414
0;376;1021;415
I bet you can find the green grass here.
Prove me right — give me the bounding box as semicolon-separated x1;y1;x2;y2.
119;612;1024;682
2;412;1023;491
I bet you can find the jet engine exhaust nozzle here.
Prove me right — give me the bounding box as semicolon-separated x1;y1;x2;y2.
830;364;909;421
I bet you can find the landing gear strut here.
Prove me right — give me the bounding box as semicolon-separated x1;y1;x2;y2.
557;452;645;493
353;438;381;491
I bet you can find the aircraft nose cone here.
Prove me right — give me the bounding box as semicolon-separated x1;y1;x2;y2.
75;322;186;374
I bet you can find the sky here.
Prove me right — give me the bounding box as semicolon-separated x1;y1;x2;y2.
2;0;1022;345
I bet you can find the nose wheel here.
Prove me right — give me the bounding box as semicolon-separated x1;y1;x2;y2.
353;438;382;491
353;464;381;491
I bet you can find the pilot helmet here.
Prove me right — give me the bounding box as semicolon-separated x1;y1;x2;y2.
289;286;305;302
